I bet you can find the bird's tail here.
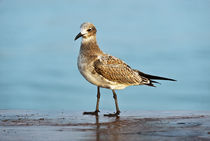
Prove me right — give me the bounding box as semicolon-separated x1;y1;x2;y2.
136;70;176;87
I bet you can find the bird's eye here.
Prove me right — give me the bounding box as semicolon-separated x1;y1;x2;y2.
87;28;92;32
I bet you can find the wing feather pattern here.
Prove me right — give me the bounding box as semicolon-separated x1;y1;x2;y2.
94;55;147;85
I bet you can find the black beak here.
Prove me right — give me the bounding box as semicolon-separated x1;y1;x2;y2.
74;32;83;41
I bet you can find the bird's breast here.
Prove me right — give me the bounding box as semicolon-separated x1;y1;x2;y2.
77;54;128;90
77;54;102;86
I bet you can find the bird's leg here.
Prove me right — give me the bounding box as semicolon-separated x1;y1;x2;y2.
83;86;100;116
104;90;120;117
95;86;100;113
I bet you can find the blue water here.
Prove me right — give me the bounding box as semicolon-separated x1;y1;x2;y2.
0;0;210;111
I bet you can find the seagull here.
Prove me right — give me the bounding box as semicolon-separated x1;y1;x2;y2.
74;22;176;117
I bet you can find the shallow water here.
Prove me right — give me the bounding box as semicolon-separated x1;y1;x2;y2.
0;0;210;111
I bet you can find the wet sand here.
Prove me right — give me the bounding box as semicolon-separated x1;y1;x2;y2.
0;110;210;141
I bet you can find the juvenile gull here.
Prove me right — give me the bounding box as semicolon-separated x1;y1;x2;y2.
74;22;176;117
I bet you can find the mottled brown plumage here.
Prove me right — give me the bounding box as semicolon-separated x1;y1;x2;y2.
74;22;176;117
94;55;143;85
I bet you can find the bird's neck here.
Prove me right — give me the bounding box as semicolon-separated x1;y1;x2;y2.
80;36;103;56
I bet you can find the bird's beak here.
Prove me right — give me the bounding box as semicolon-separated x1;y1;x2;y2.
74;32;83;41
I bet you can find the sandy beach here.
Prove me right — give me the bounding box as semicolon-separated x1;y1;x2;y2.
0;110;210;141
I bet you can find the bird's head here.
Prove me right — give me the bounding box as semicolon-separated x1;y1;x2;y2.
74;22;97;41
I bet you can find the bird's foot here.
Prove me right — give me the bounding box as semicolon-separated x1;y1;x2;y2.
83;110;99;116
104;111;120;117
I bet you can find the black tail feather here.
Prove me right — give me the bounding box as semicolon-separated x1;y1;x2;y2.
151;80;161;84
146;80;159;87
137;71;176;81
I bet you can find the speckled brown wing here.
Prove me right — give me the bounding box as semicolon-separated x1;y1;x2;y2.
94;55;143;85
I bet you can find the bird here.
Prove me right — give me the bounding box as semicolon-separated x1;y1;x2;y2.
74;22;176;117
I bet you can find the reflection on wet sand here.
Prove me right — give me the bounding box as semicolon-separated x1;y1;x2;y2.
83;112;210;141
94;116;121;141
0;110;210;141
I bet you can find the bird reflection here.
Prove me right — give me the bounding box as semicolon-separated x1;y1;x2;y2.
94;115;121;141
